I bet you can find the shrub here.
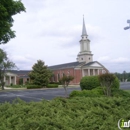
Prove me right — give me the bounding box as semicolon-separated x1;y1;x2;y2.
9;85;26;88
112;89;130;98
80;76;100;90
46;84;58;88
111;77;120;89
49;82;60;85
19;78;23;85
70;87;104;97
98;73;120;96
27;85;43;89
0;97;130;129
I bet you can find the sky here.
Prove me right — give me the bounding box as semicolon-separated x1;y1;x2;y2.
1;0;130;73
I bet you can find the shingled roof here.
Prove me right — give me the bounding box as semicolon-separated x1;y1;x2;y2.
48;61;85;70
82;61;96;67
9;70;31;75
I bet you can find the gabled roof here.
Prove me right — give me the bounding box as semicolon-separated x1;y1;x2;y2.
48;61;85;70
82;61;109;71
82;61;96;67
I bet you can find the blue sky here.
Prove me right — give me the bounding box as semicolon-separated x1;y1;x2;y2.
1;0;130;73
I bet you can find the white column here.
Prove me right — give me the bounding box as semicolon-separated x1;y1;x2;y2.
88;69;90;76
97;69;99;75
9;76;11;85
14;76;16;85
93;69;95;76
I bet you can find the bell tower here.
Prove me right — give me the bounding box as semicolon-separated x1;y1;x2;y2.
77;17;93;63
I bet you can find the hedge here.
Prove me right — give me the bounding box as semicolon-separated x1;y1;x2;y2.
80;75;120;90
49;82;60;85
46;84;58;88
0;97;130;129
26;85;43;89
70;88;130;98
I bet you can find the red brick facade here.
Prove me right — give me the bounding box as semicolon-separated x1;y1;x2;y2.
51;68;82;85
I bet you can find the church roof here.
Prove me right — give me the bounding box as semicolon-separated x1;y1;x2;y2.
9;70;31;75
48;61;85;70
82;61;96;66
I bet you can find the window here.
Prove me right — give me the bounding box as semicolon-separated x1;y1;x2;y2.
89;57;90;60
81;58;83;60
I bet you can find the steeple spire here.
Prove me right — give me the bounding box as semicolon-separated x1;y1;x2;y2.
82;16;87;36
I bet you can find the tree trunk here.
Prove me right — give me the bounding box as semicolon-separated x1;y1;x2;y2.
1;80;5;90
63;85;68;97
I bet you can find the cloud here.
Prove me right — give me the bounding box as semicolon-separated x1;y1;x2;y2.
111;57;130;63
97;56;111;62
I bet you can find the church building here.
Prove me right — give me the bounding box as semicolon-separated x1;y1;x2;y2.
48;17;108;84
8;17;108;85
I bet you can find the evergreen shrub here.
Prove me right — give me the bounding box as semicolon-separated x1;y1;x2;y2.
70;87;104;97
27;85;43;89
47;84;58;88
80;76;100;90
111;77;120;89
0;97;130;129
112;89;130;98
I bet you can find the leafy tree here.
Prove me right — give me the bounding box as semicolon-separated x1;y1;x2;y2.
29;60;52;87
0;49;16;90
59;75;74;97
0;0;25;44
98;73;116;96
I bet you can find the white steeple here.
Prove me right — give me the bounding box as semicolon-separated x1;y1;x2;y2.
82;16;87;36
77;16;93;63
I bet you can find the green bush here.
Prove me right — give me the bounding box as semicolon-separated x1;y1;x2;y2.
111;77;120;89
80;76;100;90
70;87;104;97
0;97;130;129
10;85;26;88
112;89;130;98
6;85;26;88
27;85;43;89
49;82;60;85
19;78;23;85
47;84;58;88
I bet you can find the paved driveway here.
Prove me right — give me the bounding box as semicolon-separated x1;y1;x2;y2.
120;82;130;90
0;82;129;103
0;87;81;103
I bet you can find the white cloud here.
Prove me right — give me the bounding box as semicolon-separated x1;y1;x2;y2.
97;56;111;62
0;0;129;73
111;57;130;63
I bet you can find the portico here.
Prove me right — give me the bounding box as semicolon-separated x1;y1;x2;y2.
4;72;17;86
82;68;101;76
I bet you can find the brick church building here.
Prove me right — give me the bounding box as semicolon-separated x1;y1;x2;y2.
9;17;108;85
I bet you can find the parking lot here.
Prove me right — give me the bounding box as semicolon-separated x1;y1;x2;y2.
0;87;81;103
0;82;129;103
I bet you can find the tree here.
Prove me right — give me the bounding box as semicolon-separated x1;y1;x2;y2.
0;0;25;44
0;49;16;90
98;73;116;96
29;60;52;87
59;75;74;97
